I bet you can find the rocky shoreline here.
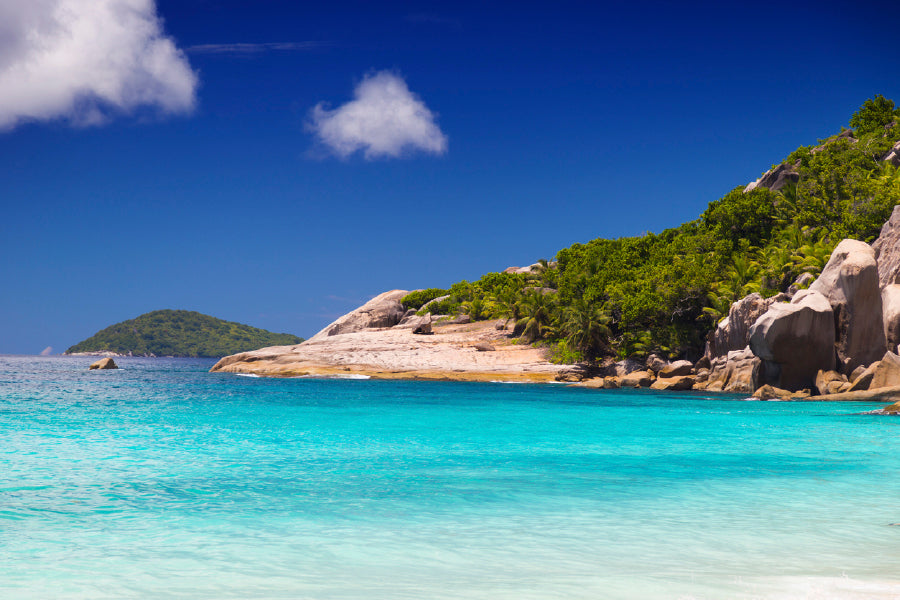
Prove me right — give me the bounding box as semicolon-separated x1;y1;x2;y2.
212;206;900;414
210;310;569;383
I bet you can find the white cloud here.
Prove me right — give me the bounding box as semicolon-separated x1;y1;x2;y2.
0;0;197;130
187;41;327;55
308;71;447;159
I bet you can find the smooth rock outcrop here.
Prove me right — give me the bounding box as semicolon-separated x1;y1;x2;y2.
645;353;667;374
808;239;885;372
650;375;695;391
882;401;900;414
848;362;878;392
787;272;816;296
753;384;792;400
883;140;900;167
658;360;693;378
89;357;118;370
420;294;450;312
703;347;760;393
869;352;900;389
748;290;835;390
815;370;847;396
744;162;800;193
310;290;409;341
707;293;776;360
882;284;900;349
873;205;900;289
620;370;654;388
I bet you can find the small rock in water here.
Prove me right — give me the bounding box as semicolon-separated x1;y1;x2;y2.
89;357;118;370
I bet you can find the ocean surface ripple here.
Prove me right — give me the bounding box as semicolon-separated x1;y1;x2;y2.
2;355;899;599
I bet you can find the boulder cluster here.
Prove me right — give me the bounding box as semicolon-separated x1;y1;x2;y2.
307;289;461;342
586;205;900;402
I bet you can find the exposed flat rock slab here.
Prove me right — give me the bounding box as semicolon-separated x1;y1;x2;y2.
804;385;900;402
210;320;565;382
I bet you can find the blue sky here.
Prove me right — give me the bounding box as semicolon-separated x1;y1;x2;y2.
2;0;899;354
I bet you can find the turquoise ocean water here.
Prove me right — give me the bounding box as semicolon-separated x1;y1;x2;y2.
2;355;900;599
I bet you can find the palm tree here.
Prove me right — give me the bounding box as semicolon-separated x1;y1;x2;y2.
515;289;556;343
493;288;523;330
460;297;480;321
558;298;611;361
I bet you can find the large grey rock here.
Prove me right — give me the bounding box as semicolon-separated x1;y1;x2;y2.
650;375;695;391
310;290;409;341
704;347;761;394
873;205;900;289
882;284;900;350
395;314;433;334
743;162;800;193
787;272;816;296
808;239;885;372
420;294;450;312
870;352;900;390
883;140;900;167
645;353;667;374
748;290;835;390
707;293;776;360
620;370;654;388
658;360;693;378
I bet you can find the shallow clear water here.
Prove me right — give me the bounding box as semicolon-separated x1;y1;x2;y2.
2;355;900;599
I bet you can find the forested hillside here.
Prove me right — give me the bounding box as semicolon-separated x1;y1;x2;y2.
408;96;900;363
66;310;304;357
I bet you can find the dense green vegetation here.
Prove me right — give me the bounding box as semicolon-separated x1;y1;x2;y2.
66;310;304;357
421;96;900;364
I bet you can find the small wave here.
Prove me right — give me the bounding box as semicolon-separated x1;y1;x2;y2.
234;373;260;378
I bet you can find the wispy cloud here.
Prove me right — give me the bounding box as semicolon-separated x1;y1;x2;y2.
187;42;329;55
307;70;448;160
405;14;461;27
0;0;197;130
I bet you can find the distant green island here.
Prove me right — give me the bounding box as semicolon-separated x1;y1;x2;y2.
66;310;304;358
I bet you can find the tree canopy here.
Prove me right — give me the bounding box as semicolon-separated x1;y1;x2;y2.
66;310;304;357
417;97;900;364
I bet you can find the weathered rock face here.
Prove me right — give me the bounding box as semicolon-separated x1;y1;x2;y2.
882;284;900;350
753;384;793;400
808;239;885;372
395;313;432;330
310;290;409;341
744;161;800;193
872;205;900;289
848;361;878;392
89;357;118;370
650;375;695;391
620;370;654;388
658;360;693;378
420;294;450;312
815;370;848;396
703;347;761;394
787;272;816;296
707;293;774;360
883;140;900;167
869;352;900;390
645;354;667;374
748;290;835;390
